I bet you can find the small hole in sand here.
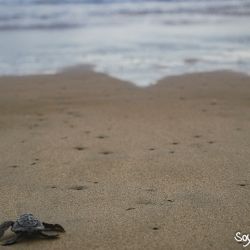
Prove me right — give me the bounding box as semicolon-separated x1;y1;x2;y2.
169;151;175;154
152;227;159;230
149;148;155;151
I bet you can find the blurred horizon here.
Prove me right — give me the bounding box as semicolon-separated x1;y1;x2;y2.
0;0;250;85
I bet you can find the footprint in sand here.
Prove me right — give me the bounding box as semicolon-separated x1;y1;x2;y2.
100;151;113;155
9;165;19;168
126;207;136;211
69;185;88;191
145;188;156;192
74;146;87;151
238;184;247;187
193;135;202;138
207;141;215;144
37;118;45;122
210;101;217;106
172;142;179;145
236;181;249;187
97;135;108;139
148;148;156;151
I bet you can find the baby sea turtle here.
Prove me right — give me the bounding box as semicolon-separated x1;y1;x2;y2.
0;213;65;246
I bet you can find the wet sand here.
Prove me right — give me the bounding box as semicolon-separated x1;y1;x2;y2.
0;70;250;249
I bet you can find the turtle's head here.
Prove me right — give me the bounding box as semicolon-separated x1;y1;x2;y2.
20;213;34;218
19;213;35;221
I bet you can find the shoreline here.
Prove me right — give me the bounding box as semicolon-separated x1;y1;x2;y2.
0;70;250;249
0;66;249;87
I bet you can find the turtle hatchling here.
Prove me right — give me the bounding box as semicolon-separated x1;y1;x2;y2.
0;213;65;246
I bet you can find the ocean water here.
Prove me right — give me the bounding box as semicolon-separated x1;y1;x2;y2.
0;0;250;86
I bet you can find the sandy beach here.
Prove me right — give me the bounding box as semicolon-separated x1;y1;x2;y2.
0;70;250;250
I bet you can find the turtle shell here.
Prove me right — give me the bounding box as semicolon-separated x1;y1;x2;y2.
12;214;44;232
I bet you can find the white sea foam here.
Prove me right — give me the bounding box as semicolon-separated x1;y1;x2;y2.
0;0;249;85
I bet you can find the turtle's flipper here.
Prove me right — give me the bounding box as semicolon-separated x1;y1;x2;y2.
1;233;22;246
39;231;59;238
0;221;14;239
43;222;65;232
